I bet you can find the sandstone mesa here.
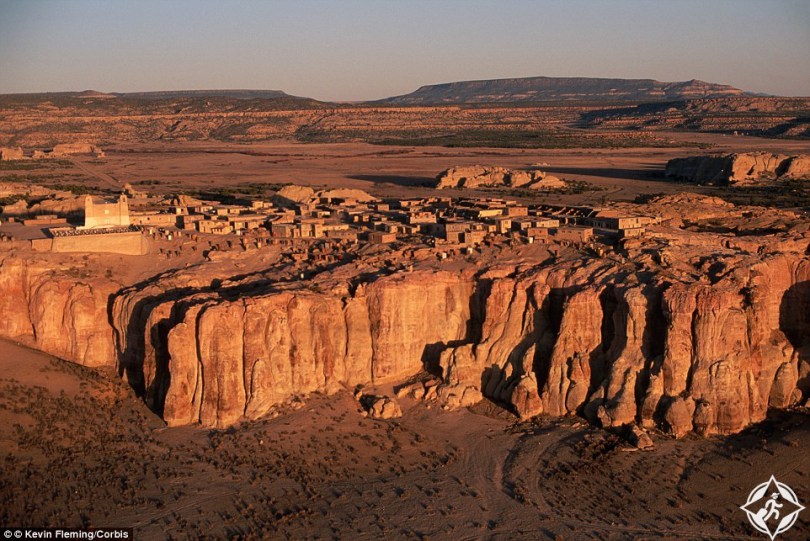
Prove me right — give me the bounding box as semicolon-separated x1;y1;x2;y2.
0;187;807;440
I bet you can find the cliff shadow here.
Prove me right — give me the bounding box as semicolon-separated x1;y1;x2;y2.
780;280;810;400
347;174;435;187
576;281;668;423
532;285;577;402
634;282;668;423
420;275;492;378
589;286;617;397
542;163;665;182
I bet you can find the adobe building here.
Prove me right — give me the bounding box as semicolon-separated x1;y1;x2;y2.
81;195;130;229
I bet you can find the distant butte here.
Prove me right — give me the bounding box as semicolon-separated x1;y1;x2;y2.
379;76;753;104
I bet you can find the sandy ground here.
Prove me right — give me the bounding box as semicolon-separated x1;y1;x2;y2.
1;339;807;540
3;131;807;209
2;131;810;538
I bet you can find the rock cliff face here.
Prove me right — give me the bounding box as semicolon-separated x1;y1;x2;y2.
1;238;808;436
665;153;810;185
436;253;810;436
108;269;475;426
0;255;116;367
435;165;564;190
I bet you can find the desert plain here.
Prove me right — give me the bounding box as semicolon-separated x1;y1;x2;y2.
1;94;809;540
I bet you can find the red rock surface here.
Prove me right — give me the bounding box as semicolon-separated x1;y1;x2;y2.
1;195;808;437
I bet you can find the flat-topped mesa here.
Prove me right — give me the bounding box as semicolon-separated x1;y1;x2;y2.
665;152;810;186
1;194;808;438
434;165;564;190
97;217;810;434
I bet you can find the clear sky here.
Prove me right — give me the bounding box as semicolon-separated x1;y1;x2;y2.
1;0;808;100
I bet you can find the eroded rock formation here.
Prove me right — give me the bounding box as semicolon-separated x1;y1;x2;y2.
0;146;24;160
0;256;116;367
0;196;808;437
434;165;564;190
665;153;810;185
34;143;105;158
272;186;376;209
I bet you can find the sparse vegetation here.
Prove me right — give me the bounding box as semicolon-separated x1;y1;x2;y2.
0;194;27;206
357;129;702;149
707;179;810;210
188;182;292;203
0;173;40;183
491;180;607;198
0;160;72;171
48;183;109;195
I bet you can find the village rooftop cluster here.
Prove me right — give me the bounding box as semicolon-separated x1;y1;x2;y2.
1;183;659;258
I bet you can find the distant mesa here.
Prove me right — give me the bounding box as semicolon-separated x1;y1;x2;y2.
434;165;565;190
75;90;117;99
665;152;810;186
381;76;751;104
0;89;322;108
116;89;296;100
579;97;809;137
61;89;298;100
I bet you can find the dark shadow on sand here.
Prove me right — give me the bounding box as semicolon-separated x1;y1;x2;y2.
347;174;434;187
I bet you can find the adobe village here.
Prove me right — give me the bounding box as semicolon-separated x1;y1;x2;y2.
1;83;809;538
1;149;808;436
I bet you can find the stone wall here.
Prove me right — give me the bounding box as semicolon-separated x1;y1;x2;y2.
51;231;147;255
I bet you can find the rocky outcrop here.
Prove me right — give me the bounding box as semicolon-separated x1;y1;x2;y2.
434;165;564;190
0;256;116;367
357;394;403;420
106;268;475;427
0;147;24;160
665;153;810;185
431;254;810;437
33;143;104;159
782;155;810;179
318;188;377;202
0;234;808;437
272;185;315;208
111;247;808;433
0;182;57;199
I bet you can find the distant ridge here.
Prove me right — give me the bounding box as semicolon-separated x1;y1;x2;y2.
115;89;294;100
0;89;306;101
76;90;117;99
380;76;753;104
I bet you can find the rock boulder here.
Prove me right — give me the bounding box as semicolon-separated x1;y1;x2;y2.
434;165;564;190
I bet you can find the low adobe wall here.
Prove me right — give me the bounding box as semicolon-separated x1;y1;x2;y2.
46;231;147;255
